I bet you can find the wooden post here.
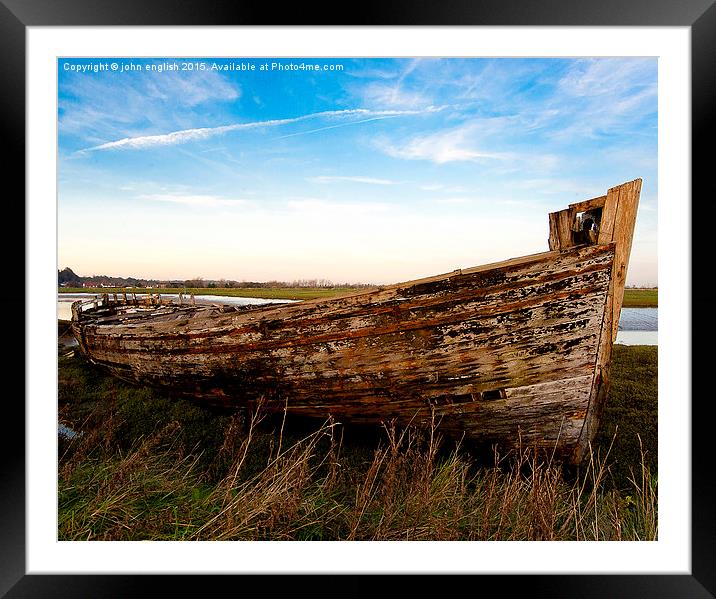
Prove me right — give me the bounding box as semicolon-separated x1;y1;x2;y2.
548;209;573;251
597;178;642;342
573;178;642;463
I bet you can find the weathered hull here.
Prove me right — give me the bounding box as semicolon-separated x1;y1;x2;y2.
71;179;642;463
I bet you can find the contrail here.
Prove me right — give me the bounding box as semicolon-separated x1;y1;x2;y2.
274;116;398;140
76;107;444;154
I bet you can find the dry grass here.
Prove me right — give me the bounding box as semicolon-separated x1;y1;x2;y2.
58;342;657;541
58;401;657;541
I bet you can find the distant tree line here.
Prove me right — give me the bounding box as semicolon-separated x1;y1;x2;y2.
58;268;373;289
58;267;150;288
58;267;655;291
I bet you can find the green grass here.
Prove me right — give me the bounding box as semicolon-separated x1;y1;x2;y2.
592;344;658;490
58;342;657;541
61;286;658;306
622;288;658;308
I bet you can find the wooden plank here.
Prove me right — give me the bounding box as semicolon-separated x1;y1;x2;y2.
573;178;642;463
607;179;642;341
568;195;607;214
597;187;618;244
595;179;642;341
548;208;573;250
548;212;561;250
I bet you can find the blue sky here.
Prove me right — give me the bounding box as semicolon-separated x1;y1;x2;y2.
58;57;657;285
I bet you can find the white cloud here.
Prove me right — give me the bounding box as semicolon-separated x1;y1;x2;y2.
59;65;241;143
142;68;240;107
361;82;431;110
377;123;512;164
559;58;656;98
355;58;434;109
548;58;657;139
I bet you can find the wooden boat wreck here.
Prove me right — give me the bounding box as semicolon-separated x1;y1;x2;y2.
70;179;642;464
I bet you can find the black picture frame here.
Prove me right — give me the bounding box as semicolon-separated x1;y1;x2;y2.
4;1;709;595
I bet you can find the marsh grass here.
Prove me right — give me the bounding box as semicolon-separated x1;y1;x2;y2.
57;346;657;541
593;345;658;489
622;288;658;308
60;286;657;305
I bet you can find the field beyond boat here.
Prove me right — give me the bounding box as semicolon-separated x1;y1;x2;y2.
58;286;657;306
